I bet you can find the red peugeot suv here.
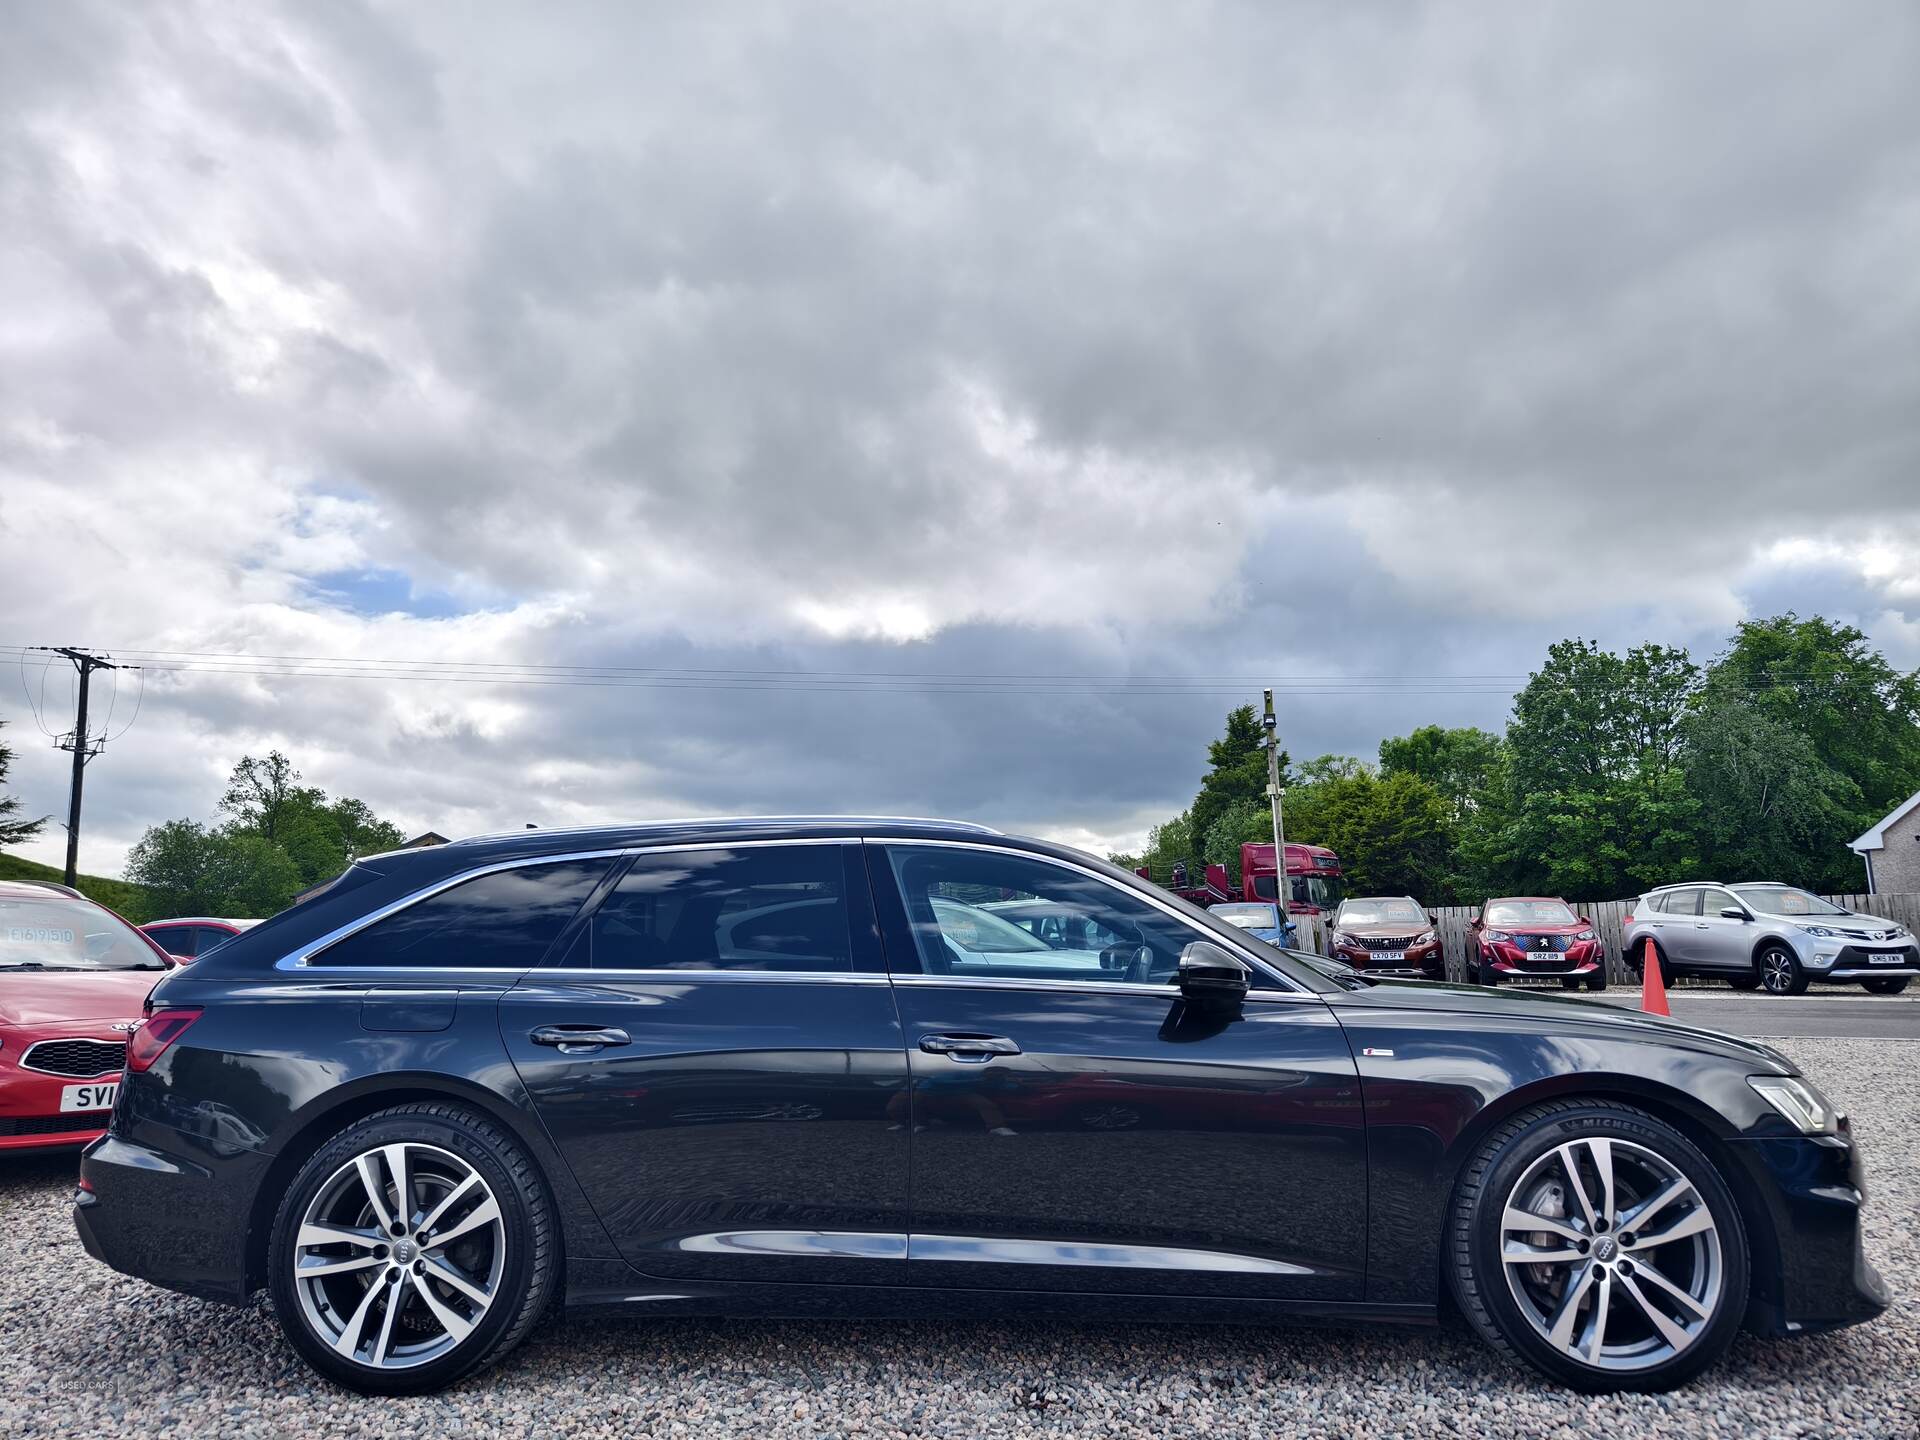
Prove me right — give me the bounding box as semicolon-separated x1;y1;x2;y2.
1470;895;1606;990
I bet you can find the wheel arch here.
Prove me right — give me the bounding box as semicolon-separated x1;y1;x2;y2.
1437;1073;1781;1322
1748;932;1799;965
243;1072;569;1294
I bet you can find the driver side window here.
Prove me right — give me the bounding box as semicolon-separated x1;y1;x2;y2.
881;845;1200;985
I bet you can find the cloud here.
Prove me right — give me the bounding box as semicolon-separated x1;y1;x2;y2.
2;0;1918;874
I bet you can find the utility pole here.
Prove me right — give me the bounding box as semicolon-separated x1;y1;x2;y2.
1261;687;1290;929
40;647;123;887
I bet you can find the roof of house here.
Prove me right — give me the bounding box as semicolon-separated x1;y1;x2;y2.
1850;789;1920;853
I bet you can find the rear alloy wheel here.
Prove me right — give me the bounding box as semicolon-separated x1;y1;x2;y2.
1757;945;1808;997
1449;1101;1747;1391
1862;977;1910;995
268;1104;556;1393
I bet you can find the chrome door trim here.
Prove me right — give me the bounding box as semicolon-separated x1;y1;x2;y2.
872;837;1313;995
278;837;857;973
907;1234;1317;1276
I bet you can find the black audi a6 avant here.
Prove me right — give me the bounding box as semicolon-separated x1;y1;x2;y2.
74;819;1887;1394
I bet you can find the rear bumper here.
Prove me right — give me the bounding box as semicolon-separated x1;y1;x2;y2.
1729;1131;1890;1337
73;1130;266;1304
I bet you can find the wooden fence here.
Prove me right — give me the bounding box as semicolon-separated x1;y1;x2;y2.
1385;892;1920;986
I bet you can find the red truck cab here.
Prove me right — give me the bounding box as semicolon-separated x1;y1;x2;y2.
1240;841;1345;917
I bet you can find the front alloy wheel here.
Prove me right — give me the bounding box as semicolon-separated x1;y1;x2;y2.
1758;945;1808;996
268;1104;556;1393
1449;1101;1748;1391
1498;1139;1723;1371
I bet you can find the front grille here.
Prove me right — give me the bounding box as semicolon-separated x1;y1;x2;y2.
1513;933;1567;954
1356;935;1418;950
21;1038;126;1078
0;1114;108;1137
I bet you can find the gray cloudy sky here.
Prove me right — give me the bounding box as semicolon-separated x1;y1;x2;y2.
3;0;1919;875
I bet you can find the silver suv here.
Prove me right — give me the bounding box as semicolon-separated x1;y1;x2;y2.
1623;882;1918;995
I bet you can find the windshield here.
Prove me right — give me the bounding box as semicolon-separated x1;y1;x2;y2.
1731;885;1848;918
1210;904;1280;930
0;895;165;971
1291;875;1345;910
1484;899;1578;928
1337;898;1425;926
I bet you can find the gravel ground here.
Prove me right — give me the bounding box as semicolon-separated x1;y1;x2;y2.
2;1038;1914;1440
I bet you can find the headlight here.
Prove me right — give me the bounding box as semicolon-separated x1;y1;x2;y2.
1412;930;1436;946
1482;929;1511;944
1796;924;1841;938
1748;1075;1841;1134
1574;929;1595;942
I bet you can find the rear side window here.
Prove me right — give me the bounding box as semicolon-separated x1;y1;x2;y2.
149;926;195;957
313;859;612;968
567;844;851;972
1658;889;1701;916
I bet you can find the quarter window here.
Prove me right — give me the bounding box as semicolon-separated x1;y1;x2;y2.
570;845;852;972
312;859;612;968
882;845;1206;985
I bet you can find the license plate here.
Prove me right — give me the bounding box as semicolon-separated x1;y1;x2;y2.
59;1082;118;1113
1869;953;1905;965
1373;951;1405;963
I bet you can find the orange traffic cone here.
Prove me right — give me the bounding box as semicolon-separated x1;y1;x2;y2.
1640;937;1670;1017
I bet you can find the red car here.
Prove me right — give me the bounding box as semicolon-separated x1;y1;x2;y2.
1470;895;1607;990
1;880;174;1151
140;916;260;963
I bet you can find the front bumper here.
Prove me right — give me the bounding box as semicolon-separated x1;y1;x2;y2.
74;1130;268;1304
1729;1129;1890;1337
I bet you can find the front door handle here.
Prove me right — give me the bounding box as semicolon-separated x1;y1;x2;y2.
919;1033;1021;1061
1694;923;1711;929
530;1024;631;1053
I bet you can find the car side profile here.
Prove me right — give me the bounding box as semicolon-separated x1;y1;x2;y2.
1470;897;1607;990
75;819;1885;1394
1624;883;1918;995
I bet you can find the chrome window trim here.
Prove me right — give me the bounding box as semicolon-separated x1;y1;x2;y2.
278;837;859;974
874;837;1314;996
532;969;891;985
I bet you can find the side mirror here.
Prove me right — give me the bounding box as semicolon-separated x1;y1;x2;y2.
1426;909;1438;924
1177;941;1250;1004
1719;907;1751;922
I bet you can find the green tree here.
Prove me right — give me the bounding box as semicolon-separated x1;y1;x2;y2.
1378;725;1504;824
127;751;406;916
123;820;217;915
1282;763;1456;900
1682;684;1861;890
1188;706;1281;866
219;751;311;842
0;718;47;849
1711;614;1920;816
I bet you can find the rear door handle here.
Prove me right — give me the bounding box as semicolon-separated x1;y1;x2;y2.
530;1024;631;1053
919;1033;1021;1061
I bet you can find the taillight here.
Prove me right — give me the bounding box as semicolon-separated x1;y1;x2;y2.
126;1008;202;1073
1623;913;1634;926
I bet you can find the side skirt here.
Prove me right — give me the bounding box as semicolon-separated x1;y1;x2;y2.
560;1261;1435;1328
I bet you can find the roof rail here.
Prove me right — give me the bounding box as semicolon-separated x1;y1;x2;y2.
454;815;1002;844
9;878;85;899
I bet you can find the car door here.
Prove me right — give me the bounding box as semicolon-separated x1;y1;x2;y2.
499;840;912;1286
870;840;1367;1301
1652;888;1702;963
1690;887;1752;973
